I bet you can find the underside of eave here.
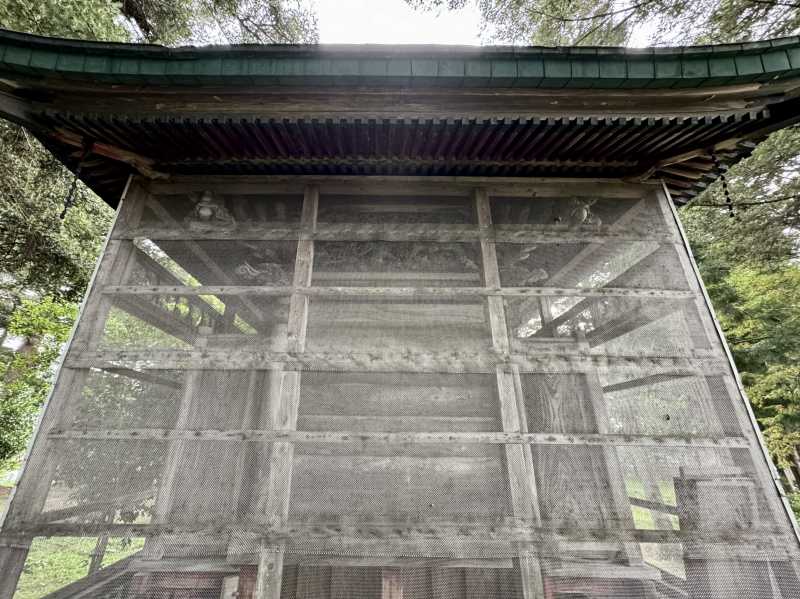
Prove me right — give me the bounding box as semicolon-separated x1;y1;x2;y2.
2;39;799;206
26;105;794;208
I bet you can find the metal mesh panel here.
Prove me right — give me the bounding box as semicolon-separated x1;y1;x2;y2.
490;195;664;235
123;239;298;287
2;180;799;599
305;296;491;355
312;242;482;287
131;192;304;234
317;195;475;224
298;373;502;432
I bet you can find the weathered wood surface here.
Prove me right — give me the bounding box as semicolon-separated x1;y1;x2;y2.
4;177;797;598
43;428;750;448
64;348;731;374
145;176;654;198
8;521;796;551
101;284;694;299
114;225;677;244
254;185;318;599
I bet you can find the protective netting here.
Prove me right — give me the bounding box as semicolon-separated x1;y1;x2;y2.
1;180;798;599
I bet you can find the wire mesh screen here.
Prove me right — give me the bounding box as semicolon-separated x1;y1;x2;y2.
1;179;798;599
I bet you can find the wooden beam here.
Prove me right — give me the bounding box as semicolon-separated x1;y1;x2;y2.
382;567;403;599
0;537;30;599
53;128;168;180
115;223;674;244
602;372;695;394
628;497;679;517
65;348;730;375
43;428;750;449
9;522;796;550
146;175;650;199
143;197;267;324
148;329;209;558
102;284;693;300
255;185;316;599
111;295;197;344
476;188;544;599
585;301;682;347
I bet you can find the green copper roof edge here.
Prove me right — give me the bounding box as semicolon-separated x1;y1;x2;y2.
2;28;800;89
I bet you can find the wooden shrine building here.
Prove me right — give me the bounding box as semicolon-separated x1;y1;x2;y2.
2;28;800;599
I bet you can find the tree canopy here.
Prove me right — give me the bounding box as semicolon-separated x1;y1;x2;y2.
407;0;800;46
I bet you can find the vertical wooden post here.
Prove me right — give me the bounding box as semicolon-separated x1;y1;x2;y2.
147;330;210;560
382;567;404;599
254;185;317;599
88;535;109;574
0;536;31;599
475;188;544;599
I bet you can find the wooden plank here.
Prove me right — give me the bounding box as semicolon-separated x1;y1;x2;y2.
111;294;198;344
382;568;403;599
115;224;674;244
102;284;694;299
476;189;511;359
602;372;695;394
147;333;209;559
0;537;30;599
256;185;317;599
12;522;796;551
477;186;543;599
147;176;650;199
42;428;750;448
628;497;679;517
64;348;730;374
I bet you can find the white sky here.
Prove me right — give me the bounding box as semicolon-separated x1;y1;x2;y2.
316;0;483;45
315;0;656;47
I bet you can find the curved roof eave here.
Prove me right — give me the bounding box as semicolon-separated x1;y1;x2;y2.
2;29;800;207
2;28;800;90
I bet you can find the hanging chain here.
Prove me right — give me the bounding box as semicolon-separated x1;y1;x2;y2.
60;145;92;220
711;151;735;218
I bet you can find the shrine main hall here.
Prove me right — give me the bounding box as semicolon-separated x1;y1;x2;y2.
1;28;800;599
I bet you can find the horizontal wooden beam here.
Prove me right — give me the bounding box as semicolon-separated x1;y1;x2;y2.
45;428;750;449
133;556;517;571
64;349;729;374
145;176;653;199
6;522;795;554
113;225;676;244
101;285;694;300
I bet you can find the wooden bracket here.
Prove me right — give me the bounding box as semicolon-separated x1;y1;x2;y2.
53;128;169;180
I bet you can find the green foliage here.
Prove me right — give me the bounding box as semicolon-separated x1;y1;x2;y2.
195;0;319;44
0;298;76;465
118;0;319;45
407;0;800;45
14;536;145;599
789;492;800;519
0;0;128;41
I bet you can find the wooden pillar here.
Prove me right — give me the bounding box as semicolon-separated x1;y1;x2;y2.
0;536;31;599
382;568;403;599
254;185;317;599
475;188;544;599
